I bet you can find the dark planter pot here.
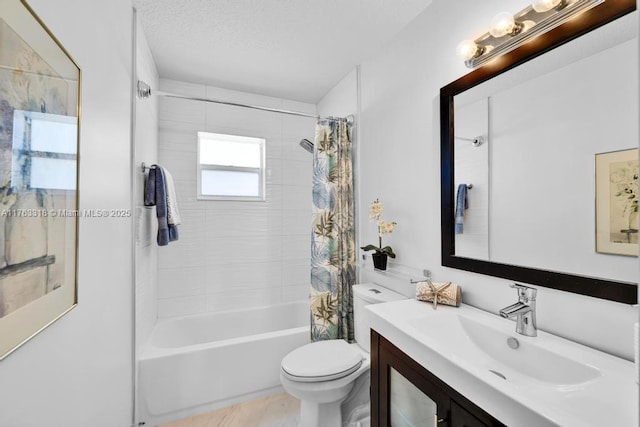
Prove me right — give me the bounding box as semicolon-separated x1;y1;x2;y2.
372;253;388;270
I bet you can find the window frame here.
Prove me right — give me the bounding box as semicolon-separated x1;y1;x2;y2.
196;131;266;201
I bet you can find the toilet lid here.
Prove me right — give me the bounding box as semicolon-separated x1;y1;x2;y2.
281;340;363;382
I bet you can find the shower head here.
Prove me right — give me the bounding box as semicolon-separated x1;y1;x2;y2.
299;139;314;153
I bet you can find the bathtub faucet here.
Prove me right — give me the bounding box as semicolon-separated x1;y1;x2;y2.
499;283;537;337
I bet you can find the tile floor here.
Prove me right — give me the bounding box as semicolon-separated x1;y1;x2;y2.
158;392;300;427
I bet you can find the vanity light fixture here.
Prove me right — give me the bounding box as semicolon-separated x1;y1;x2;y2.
489;12;524;37
457;0;602;68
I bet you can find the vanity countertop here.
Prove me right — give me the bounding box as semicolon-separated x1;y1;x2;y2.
366;299;638;427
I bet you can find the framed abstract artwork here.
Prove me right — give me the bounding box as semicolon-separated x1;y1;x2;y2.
0;0;80;359
595;148;638;257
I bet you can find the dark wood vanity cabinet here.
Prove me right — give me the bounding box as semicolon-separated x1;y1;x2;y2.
371;330;505;427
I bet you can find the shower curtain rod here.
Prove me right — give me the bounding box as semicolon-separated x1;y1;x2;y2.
137;80;353;124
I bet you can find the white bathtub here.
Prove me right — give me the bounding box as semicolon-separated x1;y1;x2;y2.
137;301;309;425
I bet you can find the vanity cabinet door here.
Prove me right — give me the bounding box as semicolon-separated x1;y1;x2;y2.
372;331;450;426
371;330;506;427
450;401;489;427
386;359;449;426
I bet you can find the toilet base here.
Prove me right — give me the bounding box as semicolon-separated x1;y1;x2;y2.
300;401;342;427
282;366;372;427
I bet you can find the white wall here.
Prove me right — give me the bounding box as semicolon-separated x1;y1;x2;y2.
155;79;315;318
320;0;638;360
318;69;359;118
134;15;159;348
0;0;134;426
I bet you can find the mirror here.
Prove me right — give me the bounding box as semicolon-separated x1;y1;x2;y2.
441;0;637;303
0;0;80;359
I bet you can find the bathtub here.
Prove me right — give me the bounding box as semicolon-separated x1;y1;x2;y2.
137;301;309;425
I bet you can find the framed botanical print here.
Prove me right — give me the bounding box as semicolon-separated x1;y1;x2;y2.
0;0;80;359
595;148;638;256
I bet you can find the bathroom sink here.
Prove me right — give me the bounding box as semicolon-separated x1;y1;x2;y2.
366;299;637;427
408;312;600;387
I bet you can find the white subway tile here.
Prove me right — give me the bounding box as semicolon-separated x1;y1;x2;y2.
158;267;205;299
282;210;311;236
282;185;311;211
205;235;283;263
160;97;206;125
205;103;281;135
205;261;282;293
153;79;317;320
158;149;197;179
170;179;199;211
159;79;206;97
172;209;206;242
265;162;283;186
159;128;198;153
205;288;282;313
282;260;310;287
265;137;283;160
158;295;206;318
282;284;309;303
282;160;312;187
159;119;203;134
204;209;282;239
200;124;280;143
200;185;283;211
158;238;207;269
282;234;311;262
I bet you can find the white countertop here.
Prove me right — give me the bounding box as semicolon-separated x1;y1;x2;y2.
366;299;638;427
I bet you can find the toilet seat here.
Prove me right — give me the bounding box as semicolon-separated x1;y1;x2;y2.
281;340;363;383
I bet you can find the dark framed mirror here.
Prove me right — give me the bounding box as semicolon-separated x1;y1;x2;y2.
440;0;637;304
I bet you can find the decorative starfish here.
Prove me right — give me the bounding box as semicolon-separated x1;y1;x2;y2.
428;281;451;310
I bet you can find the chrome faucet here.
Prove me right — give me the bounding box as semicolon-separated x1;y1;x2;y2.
499;284;537;337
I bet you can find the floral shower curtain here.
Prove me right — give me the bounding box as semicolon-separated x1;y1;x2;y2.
310;118;355;342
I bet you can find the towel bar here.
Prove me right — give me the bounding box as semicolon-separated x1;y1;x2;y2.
141;162;157;173
410;270;432;284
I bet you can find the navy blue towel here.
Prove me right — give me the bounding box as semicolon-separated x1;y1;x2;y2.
455;184;468;234
144;167;156;207
144;165;179;246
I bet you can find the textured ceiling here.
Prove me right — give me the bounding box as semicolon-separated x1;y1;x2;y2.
133;0;433;103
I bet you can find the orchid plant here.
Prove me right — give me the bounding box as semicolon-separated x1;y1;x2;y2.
360;198;397;258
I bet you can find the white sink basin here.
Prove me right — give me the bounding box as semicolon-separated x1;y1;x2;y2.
408;313;600;387
367;299;637;427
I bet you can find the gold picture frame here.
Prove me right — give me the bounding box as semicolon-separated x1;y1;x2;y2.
595;148;638;257
0;0;80;360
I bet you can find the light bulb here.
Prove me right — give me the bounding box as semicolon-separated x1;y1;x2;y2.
456;40;481;61
531;0;563;12
490;12;517;37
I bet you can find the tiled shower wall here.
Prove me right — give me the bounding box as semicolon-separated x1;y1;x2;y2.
156;79;314;318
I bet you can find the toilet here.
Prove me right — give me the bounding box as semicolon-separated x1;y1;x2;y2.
280;283;407;427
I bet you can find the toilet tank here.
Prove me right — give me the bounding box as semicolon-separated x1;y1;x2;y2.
353;283;407;352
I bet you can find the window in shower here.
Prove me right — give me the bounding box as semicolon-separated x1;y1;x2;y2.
197;131;265;201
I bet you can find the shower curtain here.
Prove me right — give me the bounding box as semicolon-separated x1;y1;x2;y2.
310;119;355;342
